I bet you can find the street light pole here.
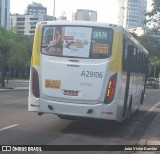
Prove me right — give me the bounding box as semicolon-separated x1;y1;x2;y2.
118;0;128;28
53;0;55;20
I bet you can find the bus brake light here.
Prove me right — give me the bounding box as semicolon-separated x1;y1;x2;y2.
32;67;40;98
104;73;117;104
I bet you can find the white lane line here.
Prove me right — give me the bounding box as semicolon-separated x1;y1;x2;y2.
0;102;22;106
0;124;19;131
149;102;160;112
139;102;160;121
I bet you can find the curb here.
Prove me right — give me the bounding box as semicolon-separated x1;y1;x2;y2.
7;80;29;83
0;87;29;92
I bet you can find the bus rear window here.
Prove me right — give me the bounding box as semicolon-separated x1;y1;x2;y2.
41;26;113;59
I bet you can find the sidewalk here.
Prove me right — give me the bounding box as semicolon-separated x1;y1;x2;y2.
0;79;29;92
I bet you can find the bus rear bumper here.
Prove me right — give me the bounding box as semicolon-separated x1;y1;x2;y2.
37;98;117;120
28;96;40;112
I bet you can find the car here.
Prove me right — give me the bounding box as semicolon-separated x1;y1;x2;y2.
146;77;159;89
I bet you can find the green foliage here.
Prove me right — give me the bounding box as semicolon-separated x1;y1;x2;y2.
135;34;160;66
144;0;160;76
7;33;33;72
0;26;12;87
146;0;160;30
0;26;33;87
130;32;160;77
0;26;11;51
138;35;160;56
150;56;160;66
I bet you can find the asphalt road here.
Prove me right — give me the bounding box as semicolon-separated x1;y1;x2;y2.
0;89;160;153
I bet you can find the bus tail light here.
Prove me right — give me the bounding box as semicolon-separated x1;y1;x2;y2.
104;73;117;104
32;67;40;98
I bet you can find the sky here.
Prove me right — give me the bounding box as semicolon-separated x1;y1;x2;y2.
10;0;153;24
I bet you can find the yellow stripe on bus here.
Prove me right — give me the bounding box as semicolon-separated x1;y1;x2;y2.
31;27;42;66
109;32;123;72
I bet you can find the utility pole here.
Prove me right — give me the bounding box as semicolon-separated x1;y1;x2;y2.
118;0;128;28
118;0;124;26
53;0;55;20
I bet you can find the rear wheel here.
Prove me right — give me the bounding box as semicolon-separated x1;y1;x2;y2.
123;97;132;124
126;101;132;121
140;91;144;105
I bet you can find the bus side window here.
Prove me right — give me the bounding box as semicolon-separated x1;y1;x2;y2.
139;51;142;73
128;44;134;72
123;38;128;71
143;55;147;74
136;48;139;73
133;46;138;73
137;50;140;73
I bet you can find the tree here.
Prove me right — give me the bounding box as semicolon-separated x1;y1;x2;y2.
146;0;160;30
131;33;160;77
0;27;11;87
144;0;160;77
138;35;160;58
137;35;160;68
0;26;33;87
7;34;33;78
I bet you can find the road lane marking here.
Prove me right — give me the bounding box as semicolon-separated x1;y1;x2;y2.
0;124;19;131
149;102;160;112
0;102;23;106
139;102;160;121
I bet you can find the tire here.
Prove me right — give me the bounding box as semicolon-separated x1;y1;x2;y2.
140;91;144;105
126;102;132;120
123;98;132;124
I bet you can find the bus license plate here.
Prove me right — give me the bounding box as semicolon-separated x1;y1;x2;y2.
45;80;61;89
63;90;79;96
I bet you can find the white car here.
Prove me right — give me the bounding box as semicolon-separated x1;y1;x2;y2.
146;77;159;89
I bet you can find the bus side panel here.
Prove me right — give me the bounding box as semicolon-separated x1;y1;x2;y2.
28;97;40;112
101;32;123;121
109;32;123;72
28;66;40;112
28;27;42;112
100;73;122;121
119;36;147;120
31;27;42;66
130;73;142;113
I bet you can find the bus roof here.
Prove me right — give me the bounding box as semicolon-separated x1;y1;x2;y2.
37;20;124;31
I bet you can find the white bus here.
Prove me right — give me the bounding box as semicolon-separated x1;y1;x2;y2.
28;21;148;122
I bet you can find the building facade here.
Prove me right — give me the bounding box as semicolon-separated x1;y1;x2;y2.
127;0;147;28
0;0;10;29
26;2;47;16
11;14;52;35
73;9;97;21
11;2;52;35
118;0;147;29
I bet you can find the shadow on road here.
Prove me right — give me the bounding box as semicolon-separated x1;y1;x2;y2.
61;109;159;142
